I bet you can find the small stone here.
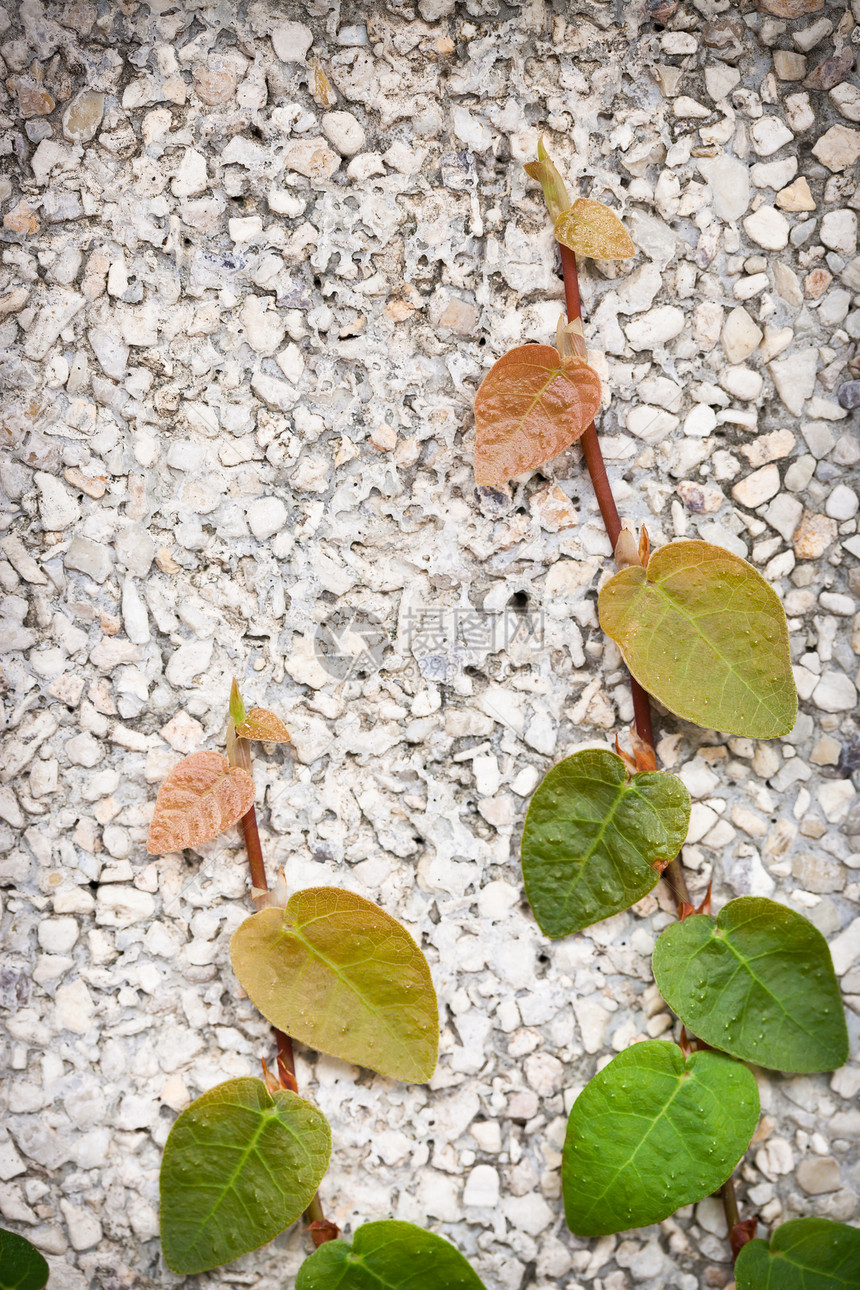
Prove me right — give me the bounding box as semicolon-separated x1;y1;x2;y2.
813;670;857;713
773;50;807;80
240;295;286;355
171;148;208;198
742;429;796;469
192;64;237;105
732;464;781;508
831;82;860;124
54;979;94;1034
776;177;815;211
837;380;860;411
792;16;833;53
769;349;817;415
271;21;314;64
283;138;340;180
704;64;741;101
750;116;794;156
369;424;397;452
247;497;288;541
784;92;815;133
530;484;578;531
59;1200;102;1252
62;90;104;142
677;480;725;513
791;854;845;893
796;1157;841;1196
743;205;790;250
4;200;40;235
64;537;113;584
88;325;128;379
825;484;859;520
812;125;860;172
35;472;80;531
721;365;764;402
321;110;366;157
463;1164;500;1207
805;48;854;92
698;154;750;222
794;511;837;558
165;640;214;688
721;306;763;363
804;268;832;299
756;0;823;15
15;78;55;118
752;157;798;190
820;209;858;256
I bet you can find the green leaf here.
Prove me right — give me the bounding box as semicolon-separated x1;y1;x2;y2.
230;888;438;1083
562;1041;759;1237
736;1217;860;1290
598;540;797;737
0;1229;49;1290
521;749;690;938
160;1077;331;1275
653;897;849;1073
523;137;571;223
229;678;247;728
296;1221;488;1290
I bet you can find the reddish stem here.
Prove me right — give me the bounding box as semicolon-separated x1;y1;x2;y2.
558;241;689;910
228;723;337;1242
559;232;751;1244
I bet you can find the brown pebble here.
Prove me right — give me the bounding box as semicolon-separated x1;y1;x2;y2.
64;467;107;499
804;48;854;92
192;65;237;106
15;79;55;118
804;267;832;298
794;511;837;559
755;0;824;16
3;200;40;235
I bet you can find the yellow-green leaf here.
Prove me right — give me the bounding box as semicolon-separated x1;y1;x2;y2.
554;198;635;260
474;344;601;486
236;707;291;743
523;137;571;223
598;540;797;737
230;888;438;1083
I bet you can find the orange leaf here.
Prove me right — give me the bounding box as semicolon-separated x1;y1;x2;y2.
554;198;635;260
474;344;601;486
235;707;291;743
147;750;255;854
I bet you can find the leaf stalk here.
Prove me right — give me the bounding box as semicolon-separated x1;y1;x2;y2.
226;698;337;1244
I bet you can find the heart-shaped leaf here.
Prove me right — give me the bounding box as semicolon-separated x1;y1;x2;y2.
653;897;848;1073
735;1217;860;1290
0;1228;49;1290
562;1041;759;1237
296;1221;488;1289
236;707;291;743
160;1077;331;1275
147;750;255;854
521;749;690;938
598;540;797;737
231;888;438;1083
554;198;636;260
474;344;601;486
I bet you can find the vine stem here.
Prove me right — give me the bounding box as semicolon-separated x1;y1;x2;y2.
227;722;338;1247
556;240;751;1251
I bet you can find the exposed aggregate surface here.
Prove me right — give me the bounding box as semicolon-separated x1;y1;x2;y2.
1;1;860;1288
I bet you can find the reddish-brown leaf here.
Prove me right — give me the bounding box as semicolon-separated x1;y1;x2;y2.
474;344;602;486
147;750;255;854
554;198;635;261
235;707;291;743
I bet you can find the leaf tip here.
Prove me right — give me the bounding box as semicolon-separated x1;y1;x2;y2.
229;678;246;727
